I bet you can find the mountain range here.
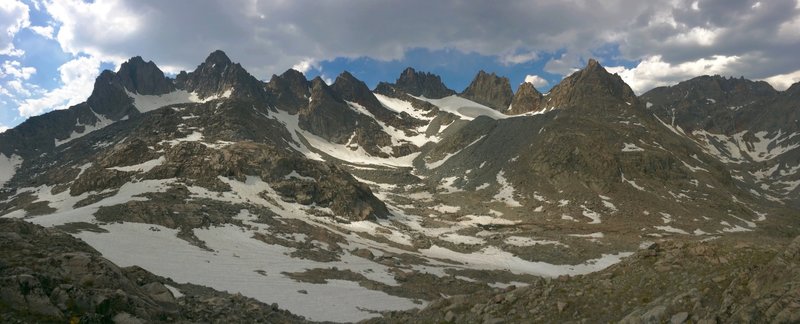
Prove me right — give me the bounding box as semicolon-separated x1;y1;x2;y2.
0;50;798;323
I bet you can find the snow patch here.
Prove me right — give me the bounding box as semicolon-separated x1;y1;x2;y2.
622;143;645;152
55;110;114;147
492;171;522;207
414;95;510;120
109;156;165;172
420;245;631;277
580;205;602;224
0;154;23;188
504;236;568;247
128;89;232;113
654;226;689;234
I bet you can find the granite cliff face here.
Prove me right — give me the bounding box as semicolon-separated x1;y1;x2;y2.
461;70;514;111
266;69;311;114
391;67;456;99
507;82;545;115
175;50;269;101
544;58;638;110
115;56;176;95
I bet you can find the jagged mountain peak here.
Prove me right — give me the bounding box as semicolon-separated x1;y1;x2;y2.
391;66;455;99
507;81;544;115
279;68;307;81
332;70;368;92
309;76;340;100
175;50;267;100
203;49;233;67
544;58;638;110
643;74;777;103
332;70;403;125
115;56;174;96
676;74;777;99
461;70;514;111
266;68;310;114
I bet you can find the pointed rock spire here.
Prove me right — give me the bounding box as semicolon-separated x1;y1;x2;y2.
175;50;267;101
461;70;514;111
331;71;398;123
393;67;455;99
204;49;233;67
507;82;544;115
266;68;310;114
115;56;175;95
544;58;638;109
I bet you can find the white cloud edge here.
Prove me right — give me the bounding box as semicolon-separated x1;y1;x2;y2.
523;75;549;88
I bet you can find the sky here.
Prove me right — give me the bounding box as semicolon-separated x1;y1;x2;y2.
1;0;799;131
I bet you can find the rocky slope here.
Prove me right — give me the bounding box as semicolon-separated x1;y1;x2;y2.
642;75;800;208
409;59;786;253
0;218;307;323
373;234;800;323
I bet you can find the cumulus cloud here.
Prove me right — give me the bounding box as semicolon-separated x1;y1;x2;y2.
29;25;54;39
1;61;36;80
0;85;12;97
0;125;8;133
6;80;30;96
0;0;29;56
606;55;740;94
761;69;800;90
523;75;550;88
17;56;100;117
500;51;539;65
291;58;319;75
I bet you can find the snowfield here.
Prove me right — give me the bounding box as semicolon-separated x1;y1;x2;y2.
76;223;419;323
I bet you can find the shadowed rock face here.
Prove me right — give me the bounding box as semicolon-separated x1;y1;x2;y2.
461;70;514;111
115;56;175;95
175;50;269;101
298;77;360;144
642;75;779;134
543;59;638;111
332;71;397;123
392;67;456;99
507;82;545;115
266;68;311;114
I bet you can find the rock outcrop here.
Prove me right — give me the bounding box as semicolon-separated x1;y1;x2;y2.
460;70;514;111
331;71;398;124
175;50;268;101
0;219;308;323
371;236;800;323
298;77;360;144
543;58;638;110
266;69;311;114
507;82;545;115
115;56;175;95
391;67;455;99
